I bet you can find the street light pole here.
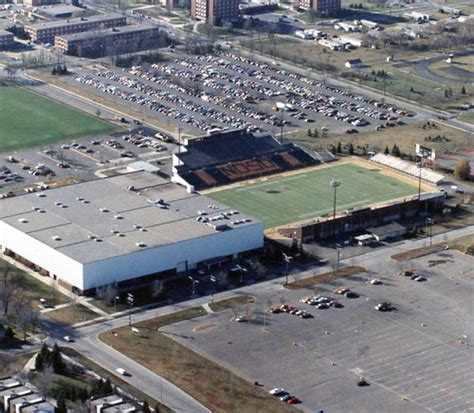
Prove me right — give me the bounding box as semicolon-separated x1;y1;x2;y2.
417;160;422;202
282;253;293;285
209;275;216;303
127;293;134;327
426;218;433;247
330;179;341;238
188;276;199;297
114;295;120;313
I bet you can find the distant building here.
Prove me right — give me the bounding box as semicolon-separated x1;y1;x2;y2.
23;0;60;6
404;11;430;21
24;13;127;44
55;24;164;57
0;29;14;50
293;0;341;15
191;0;240;25
38;4;86;19
345;58;363;68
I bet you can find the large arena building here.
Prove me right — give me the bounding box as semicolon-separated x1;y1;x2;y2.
0;172;263;294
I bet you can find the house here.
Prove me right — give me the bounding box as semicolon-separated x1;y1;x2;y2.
344;58;363;69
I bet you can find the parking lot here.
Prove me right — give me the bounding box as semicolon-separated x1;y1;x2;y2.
68;51;418;136
0;127;176;197
161;250;474;413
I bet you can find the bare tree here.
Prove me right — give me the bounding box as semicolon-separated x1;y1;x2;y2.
0;266;21;322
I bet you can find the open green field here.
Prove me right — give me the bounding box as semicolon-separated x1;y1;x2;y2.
0;86;118;153
207;163;418;228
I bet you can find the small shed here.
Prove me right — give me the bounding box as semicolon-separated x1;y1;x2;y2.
367;222;407;242
345;58;363;69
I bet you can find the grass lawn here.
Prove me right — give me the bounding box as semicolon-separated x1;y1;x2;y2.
45;304;98;326
0;259;69;307
291;120;474;155
458;112;474;125
209;295;255;312
0;353;33;376
207;162;418;228
285;266;366;289
100;307;297;413
62;348;171;412
0;85;118;153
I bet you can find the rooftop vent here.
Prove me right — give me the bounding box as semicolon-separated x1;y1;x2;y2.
18;218;28;223
136;242;146;248
140;228;147;232
114;214;123;220
39;209;46;213
36;192;46;197
88;235;97;240
134;225;142;229
94;238;103;243
111;230;120;234
55;201;62;206
100;208;109;213
76;197;84;202
52;235;62;241
117;233;125;237
61;204;68;208
32;206;40;211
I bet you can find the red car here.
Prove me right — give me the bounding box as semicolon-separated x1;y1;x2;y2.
287;396;301;404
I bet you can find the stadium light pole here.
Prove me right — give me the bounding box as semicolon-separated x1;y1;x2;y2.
330;179;341;238
417;159;422;202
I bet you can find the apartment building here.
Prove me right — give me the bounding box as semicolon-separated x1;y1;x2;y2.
191;0;240;25
55;24;163;57
24;13;126;44
293;0;341;14
0;29;14;49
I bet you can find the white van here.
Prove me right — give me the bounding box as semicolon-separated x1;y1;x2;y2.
116;368;129;376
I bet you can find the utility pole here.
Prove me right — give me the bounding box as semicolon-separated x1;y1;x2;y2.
426;218;433;247
417;159;422;202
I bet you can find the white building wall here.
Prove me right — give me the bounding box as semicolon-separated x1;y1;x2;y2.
0;222;85;290
82;223;264;290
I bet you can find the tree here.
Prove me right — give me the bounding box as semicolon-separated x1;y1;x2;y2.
307;128;313;137
453;159;471;180
35;351;44;371
56;397;67;413
348;143;355;155
51;343;65;373
143;401;151;413
391;144;401;157
95;109;102;118
336;142;342;153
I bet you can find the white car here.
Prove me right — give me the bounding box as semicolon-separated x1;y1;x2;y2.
269;387;286;396
370;279;382;285
63;336;74;342
116;368;129;376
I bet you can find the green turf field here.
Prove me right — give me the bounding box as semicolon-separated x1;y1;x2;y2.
0;86;118;153
207;163;418;228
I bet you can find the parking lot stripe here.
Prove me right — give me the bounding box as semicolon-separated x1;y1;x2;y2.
440;400;474;413
404;373;474;398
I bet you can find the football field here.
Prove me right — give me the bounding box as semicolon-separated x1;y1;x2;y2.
0;86;118;153
207;163;419;228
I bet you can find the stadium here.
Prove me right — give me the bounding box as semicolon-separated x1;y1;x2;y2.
174;129;446;242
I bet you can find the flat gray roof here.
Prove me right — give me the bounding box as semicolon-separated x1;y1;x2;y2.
39;4;84;16
0;29;13;37
25;13;124;31
57;24;157;41
0;172;260;264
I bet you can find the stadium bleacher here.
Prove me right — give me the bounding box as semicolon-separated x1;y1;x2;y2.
370;153;444;184
173;129;320;190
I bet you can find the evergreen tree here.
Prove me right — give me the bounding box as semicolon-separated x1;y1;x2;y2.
348;143;354;155
56;397;67;413
314;128;319;138
103;378;113;394
391;144;401;157
384;145;390;155
307;128;312;137
35;352;44;371
51;343;65;373
330;145;336;155
336;142;342;153
143;401;151;413
461;86;466;95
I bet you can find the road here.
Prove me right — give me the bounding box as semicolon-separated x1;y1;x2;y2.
37;224;473;412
